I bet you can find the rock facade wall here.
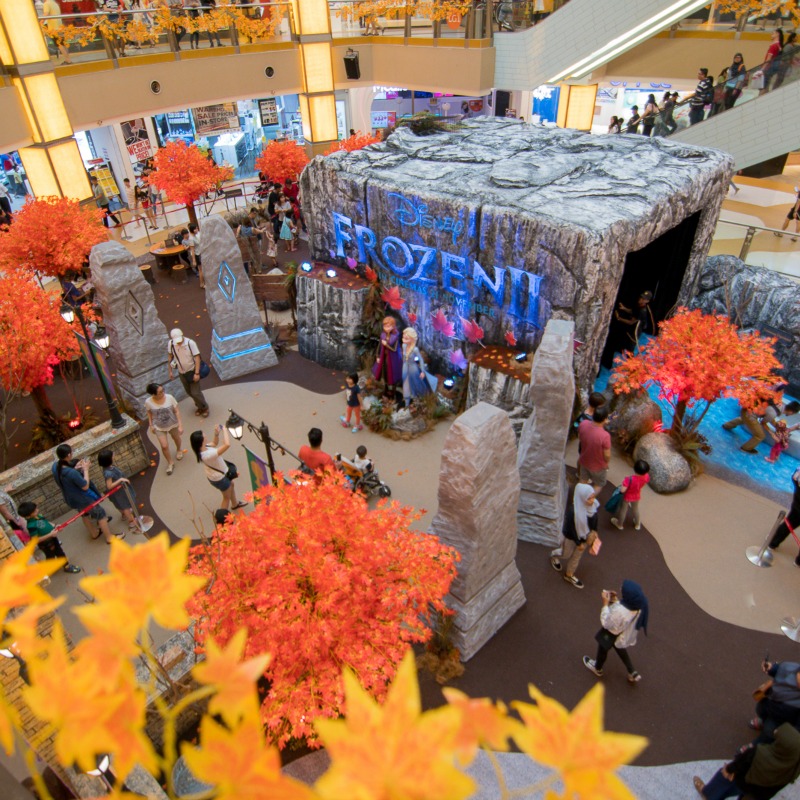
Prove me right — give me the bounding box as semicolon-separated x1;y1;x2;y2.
689;255;800;392
516;319;575;545
429;402;526;661
90;241;186;418
301;118;733;387
296;274;368;372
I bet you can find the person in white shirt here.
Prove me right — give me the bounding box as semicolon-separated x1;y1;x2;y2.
166;328;209;417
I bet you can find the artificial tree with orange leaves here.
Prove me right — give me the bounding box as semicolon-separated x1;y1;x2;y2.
324;132;382;155
254;139;309;187
146;140;234;227
0;533;648;800
0;197;107;434
186;471;459;747
715;0;800;26
0;274;79;467
612;308;783;444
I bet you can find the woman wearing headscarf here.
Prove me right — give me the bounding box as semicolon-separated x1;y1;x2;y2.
551;479;599;590
693;722;800;800
583;579;649;683
723;53;747;110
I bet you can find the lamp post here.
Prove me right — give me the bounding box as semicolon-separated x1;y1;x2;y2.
225;409;303;486
60;305;125;430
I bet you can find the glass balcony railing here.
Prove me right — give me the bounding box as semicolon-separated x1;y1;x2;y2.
711;217;800;283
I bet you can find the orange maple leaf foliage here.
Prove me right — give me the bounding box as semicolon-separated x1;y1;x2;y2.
254;140;309;186
186;474;458;747
612;308;782;421
147;141;234;207
0;196;106;279
324;132;382;155
0;274;79;394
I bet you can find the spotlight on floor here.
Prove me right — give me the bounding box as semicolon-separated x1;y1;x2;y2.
325;268;337;278
443;377;455;389
300;262;313;272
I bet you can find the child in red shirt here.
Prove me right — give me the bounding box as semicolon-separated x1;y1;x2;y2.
611;459;650;531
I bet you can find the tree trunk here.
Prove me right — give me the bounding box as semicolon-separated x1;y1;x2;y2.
186;203;198;228
671;398;688;441
30;384;55;419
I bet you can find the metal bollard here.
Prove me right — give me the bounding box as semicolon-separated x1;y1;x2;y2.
121;483;153;534
780;616;800;643
746;510;785;567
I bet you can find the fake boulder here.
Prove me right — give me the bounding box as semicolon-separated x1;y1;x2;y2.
633;432;692;494
430;402;526;660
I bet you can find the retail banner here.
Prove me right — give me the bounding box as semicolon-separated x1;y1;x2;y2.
370;110;396;130
192;103;241;136
120;118;152;164
258;98;279;127
245;445;271;493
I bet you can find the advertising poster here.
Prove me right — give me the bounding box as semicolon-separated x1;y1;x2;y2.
120;118;152;164
192;103;241;136
370;110;396;130
258;98;279;127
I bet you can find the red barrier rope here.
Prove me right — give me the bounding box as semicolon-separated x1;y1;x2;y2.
51;483;123;534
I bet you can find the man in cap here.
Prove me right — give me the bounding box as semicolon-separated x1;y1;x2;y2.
167;328;209;417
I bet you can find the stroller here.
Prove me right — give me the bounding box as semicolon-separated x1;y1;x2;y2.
251;181;271;202
337;456;392;499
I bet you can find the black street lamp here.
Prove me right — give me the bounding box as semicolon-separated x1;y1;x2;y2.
225;409;301;487
60;305;125;430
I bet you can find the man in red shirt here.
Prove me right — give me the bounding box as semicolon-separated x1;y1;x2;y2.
298;428;336;475
577;406;611;488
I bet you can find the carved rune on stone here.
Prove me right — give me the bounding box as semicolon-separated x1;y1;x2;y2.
217;261;236;303
125;290;144;337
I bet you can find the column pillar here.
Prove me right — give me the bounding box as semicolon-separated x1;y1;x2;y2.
0;0;91;200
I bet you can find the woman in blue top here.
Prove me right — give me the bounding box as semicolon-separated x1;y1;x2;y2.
52;444;124;544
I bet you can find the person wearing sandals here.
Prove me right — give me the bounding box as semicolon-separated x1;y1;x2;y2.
775;187;800;241
167;328;209;418
583;579;648;684
550;479;599;589
145;383;184;475
692;723;800;800
52;444;125;544
98;449;141;534
190;425;247;511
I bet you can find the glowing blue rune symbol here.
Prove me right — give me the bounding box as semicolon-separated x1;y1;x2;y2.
125;290;144;336
218;261;236;303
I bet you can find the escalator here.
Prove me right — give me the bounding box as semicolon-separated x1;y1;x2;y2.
494;0;712;91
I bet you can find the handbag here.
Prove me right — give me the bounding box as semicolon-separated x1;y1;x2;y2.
753;679;773;702
208;459;239;482
198;359;210;380
750;70;765;90
604;486;623;513
589;535;602;556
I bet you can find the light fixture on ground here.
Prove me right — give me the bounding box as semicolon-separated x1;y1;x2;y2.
60;305;125;429
300;262;313;272
325;268;337;278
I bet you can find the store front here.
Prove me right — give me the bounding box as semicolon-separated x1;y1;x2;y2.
370;87;491;134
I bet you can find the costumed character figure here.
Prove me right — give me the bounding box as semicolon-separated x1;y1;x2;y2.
401;327;436;407
372;316;402;396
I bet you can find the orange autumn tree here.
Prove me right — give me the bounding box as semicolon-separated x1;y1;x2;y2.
254;139;309;186
147;140;234;226
716;1;800;25
0;196;106;280
613;307;782;442
0;535;648;800
0;274;78;467
186;471;459;747
324;131;382;155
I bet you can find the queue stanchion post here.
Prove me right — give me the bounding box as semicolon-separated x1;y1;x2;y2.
121;482;153;534
780;518;800;641
746;510;785;567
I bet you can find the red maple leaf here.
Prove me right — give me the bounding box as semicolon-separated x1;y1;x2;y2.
364;266;378;283
431;310;455;338
504;330;517;347
407;313;418;325
460;318;484;344
381;286;405;310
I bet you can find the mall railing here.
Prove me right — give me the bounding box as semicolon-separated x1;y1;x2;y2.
661;52;800;136
713;216;800;282
36;3;293;64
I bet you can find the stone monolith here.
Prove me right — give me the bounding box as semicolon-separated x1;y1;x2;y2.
89;241;185;418
430;402;526;660
516;319;575;545
200;215;278;379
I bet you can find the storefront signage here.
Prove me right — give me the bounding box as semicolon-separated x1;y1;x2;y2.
258;98;279;127
192;103;241;136
332;196;541;324
370;111;396;130
120;118;152;164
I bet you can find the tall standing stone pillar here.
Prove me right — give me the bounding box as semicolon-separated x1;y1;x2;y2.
430;402;526;661
200;216;278;380
89;241;185;418
517;319;575;545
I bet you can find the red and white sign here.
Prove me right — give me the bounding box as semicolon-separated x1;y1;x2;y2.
120;118;153;164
